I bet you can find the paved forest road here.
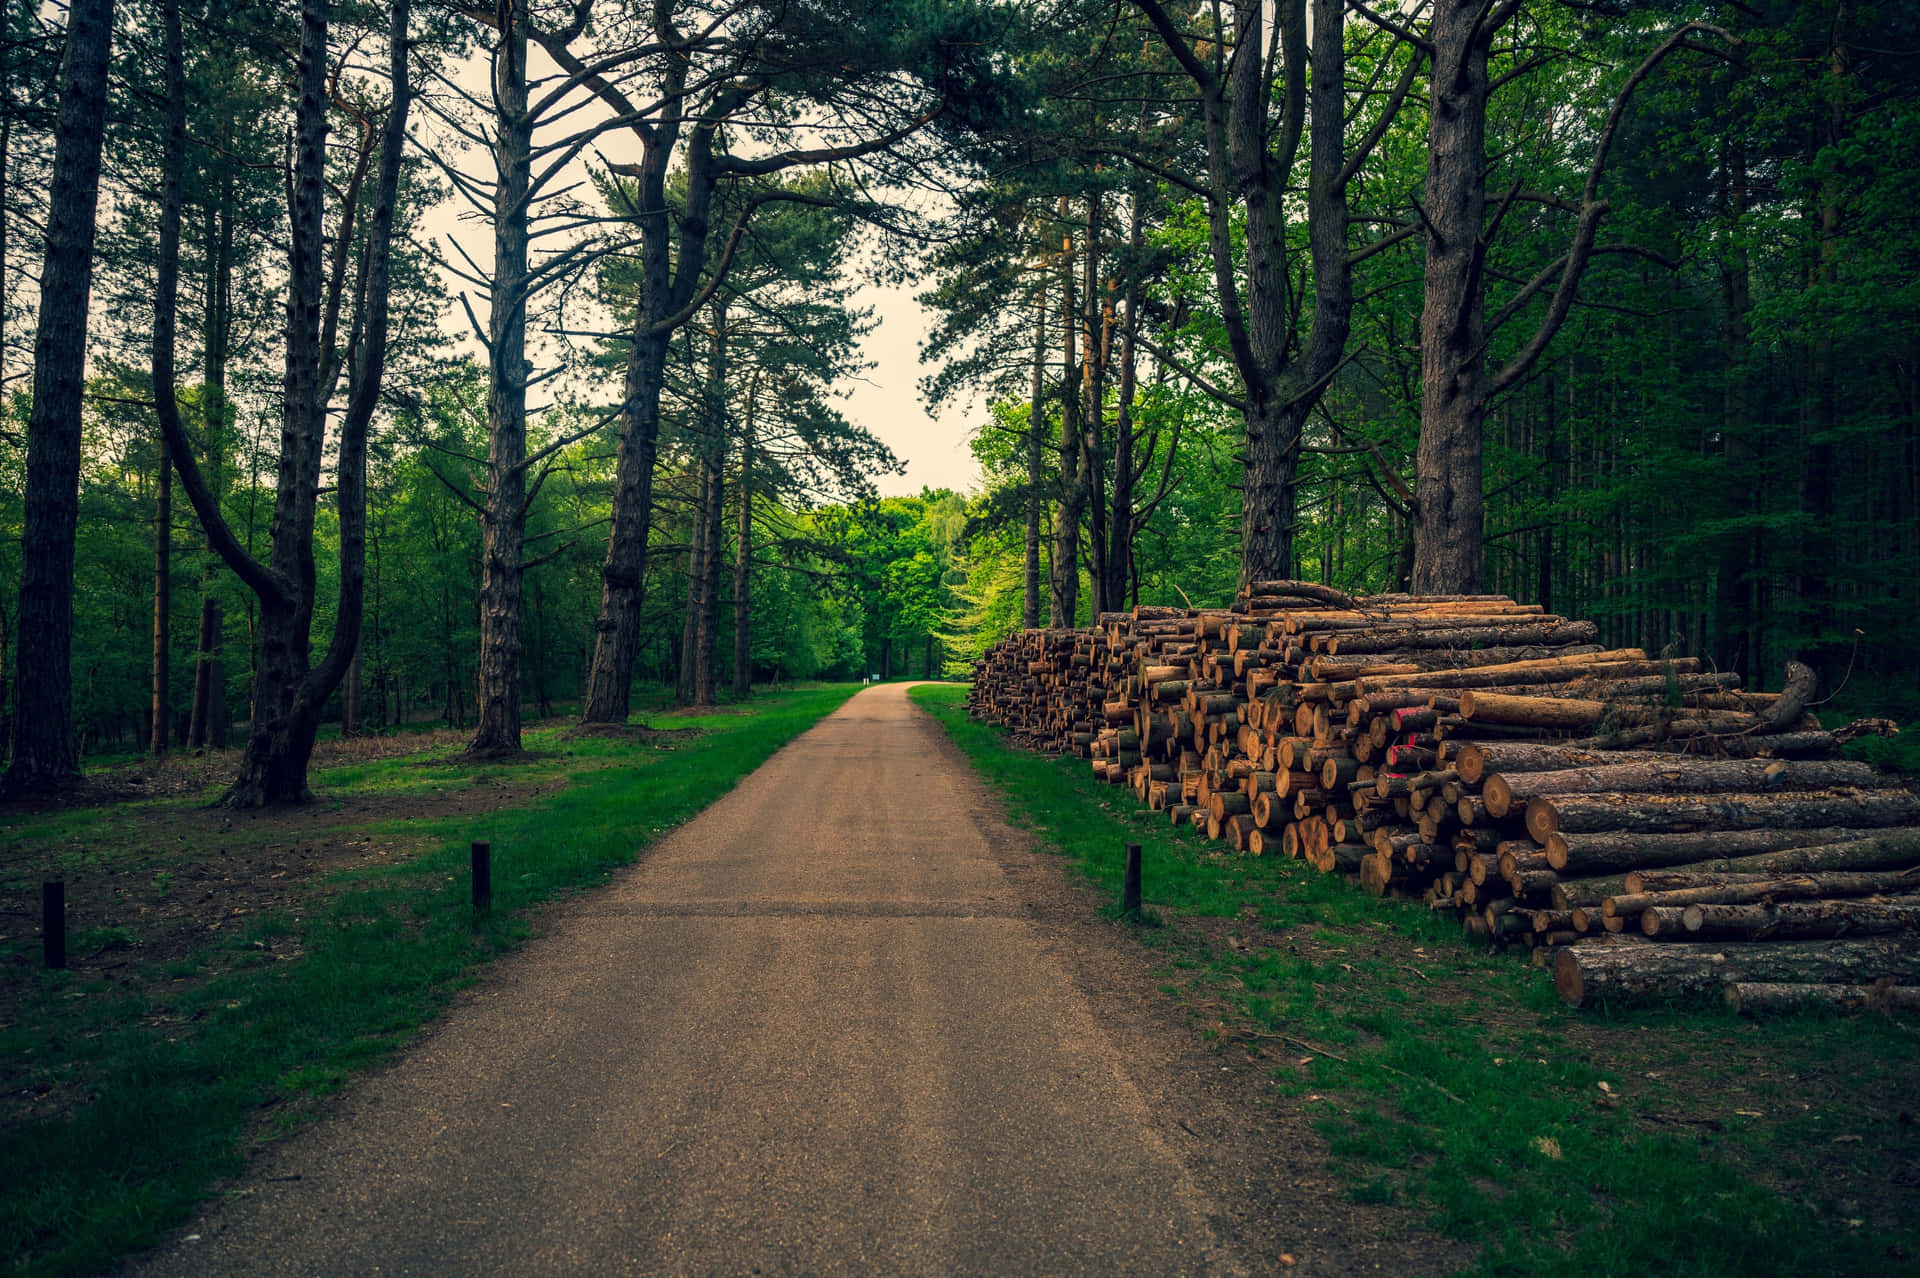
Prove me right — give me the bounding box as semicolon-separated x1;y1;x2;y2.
126;685;1259;1276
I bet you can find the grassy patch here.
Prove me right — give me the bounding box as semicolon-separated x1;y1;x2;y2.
913;683;1920;1277
1;685;857;1278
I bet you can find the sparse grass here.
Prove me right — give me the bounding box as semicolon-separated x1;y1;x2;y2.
913;683;1920;1278
0;685;858;1278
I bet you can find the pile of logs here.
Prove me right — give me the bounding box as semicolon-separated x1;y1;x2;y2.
967;585;1919;1012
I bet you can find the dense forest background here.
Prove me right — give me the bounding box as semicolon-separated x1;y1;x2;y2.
1;0;1915;798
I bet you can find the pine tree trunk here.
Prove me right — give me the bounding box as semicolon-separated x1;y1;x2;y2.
677;455;710;707
1410;0;1490;595
188;204;233;747
469;9;531;758
584;323;667;721
1024;285;1045;629
4;0;114;793
151;430;173;754
1714;125;1753;676
1081;195;1109;617
732;416;753;701
343;645;361;738
695;457;724;707
693;298;727;707
1049;206;1083;627
1105;196;1144;609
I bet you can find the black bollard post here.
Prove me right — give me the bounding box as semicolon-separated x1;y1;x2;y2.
43;881;66;969
472;841;492;911
1122;843;1142;917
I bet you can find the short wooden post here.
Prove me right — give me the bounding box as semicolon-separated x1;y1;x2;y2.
43;881;66;969
1122;843;1142;917
471;841;491;911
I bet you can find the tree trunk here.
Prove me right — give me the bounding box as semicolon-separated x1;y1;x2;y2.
151;429;172;754
1081;194;1108;616
1714;125;1755;676
469;4;531;758
676;465;704;706
188;203;234;748
732;410;753;701
1410;0;1490;595
4;0;114;793
343;644;361;738
694;297;728;707
189;598;225;748
1024;283;1045;629
1049;204;1083;628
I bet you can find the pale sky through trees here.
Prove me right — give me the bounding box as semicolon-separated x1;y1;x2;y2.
416;38;981;505
841;279;982;498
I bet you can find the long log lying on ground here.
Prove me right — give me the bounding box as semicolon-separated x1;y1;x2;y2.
1608;868;1920;909
1453;743;1708;785
1461;691;1754;732
1525;788;1920;844
1609;829;1920;880
1676;899;1920;940
1554;937;1920;1006
1726;981;1920;1015
1543;826;1900;874
1357;655;1696;693
1323;620;1599;653
1481;758;1891;819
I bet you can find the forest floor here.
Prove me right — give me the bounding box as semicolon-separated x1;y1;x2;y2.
909;684;1920;1277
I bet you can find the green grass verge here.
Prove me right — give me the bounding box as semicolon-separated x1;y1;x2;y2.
913;683;1920;1278
1;685;857;1278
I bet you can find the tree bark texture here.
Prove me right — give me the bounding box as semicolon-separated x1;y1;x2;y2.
1555;937;1920;1007
151;429;173;754
732;407;754;700
1081;196;1109;617
4;0;114;793
1411;0;1491;595
470;2;532;757
188;202;234;749
694;297;728;706
1104;192;1146;610
1049;205;1083;628
1024;283;1045;629
1526;788;1920;844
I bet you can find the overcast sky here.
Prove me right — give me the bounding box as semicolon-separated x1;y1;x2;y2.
839;281;983;498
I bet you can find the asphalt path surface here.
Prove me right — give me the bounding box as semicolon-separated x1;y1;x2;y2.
127;684;1255;1276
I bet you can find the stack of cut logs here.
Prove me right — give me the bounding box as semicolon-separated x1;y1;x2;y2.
967;585;1920;1012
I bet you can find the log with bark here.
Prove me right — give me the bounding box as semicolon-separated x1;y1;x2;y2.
1481;757;1890;819
1525;788;1920;845
1674;899;1920;941
1554;937;1920;1007
1725;980;1920;1016
1544;826;1904;875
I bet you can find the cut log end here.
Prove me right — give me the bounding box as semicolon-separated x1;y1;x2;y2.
1553;948;1587;1006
